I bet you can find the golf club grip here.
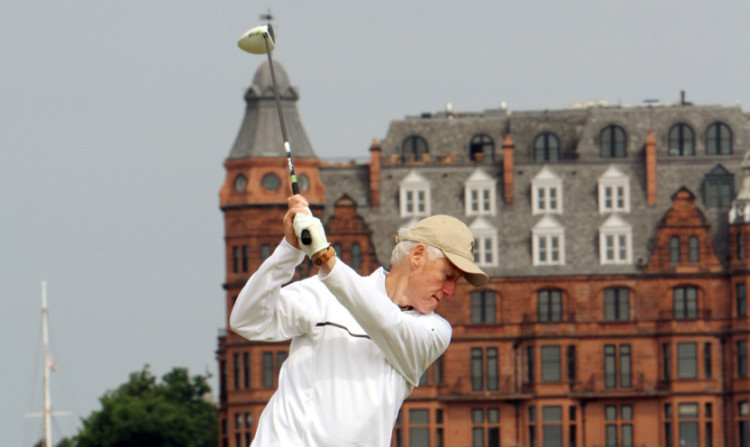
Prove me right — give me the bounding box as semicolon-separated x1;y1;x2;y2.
300;230;312;246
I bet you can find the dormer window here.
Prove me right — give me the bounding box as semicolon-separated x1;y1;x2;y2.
599;215;633;265
402;135;429;162
470;134;495;162
533;132;560;162
600;125;626;158
464;169;497;216
532;166;563;215
532;215;565;266
667;123;695;156
598;166;630;213
705;122;732;155
470;217;498;267
399;170;431;217
704;164;734;209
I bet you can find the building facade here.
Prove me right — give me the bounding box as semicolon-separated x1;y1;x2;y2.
216;61;750;447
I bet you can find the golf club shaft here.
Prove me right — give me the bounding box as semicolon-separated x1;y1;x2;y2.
263;34;312;246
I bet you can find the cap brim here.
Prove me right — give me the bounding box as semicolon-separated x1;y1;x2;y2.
443;252;489;287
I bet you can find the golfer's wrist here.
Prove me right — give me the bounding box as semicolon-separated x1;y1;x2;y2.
312;245;335;266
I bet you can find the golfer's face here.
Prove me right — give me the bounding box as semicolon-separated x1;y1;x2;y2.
409;257;462;314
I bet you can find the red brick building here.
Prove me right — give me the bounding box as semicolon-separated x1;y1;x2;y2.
216;61;750;447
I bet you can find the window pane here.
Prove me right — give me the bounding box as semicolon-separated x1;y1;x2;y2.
471;293;482;324
410;409;429;424
620;345;632;388
618;289;630;321
605;405;617;420
677;343;697;379
410;428;429;447
542;425;563;447
670;236;681;263
678;403;699;418
543;406;562;421
604;288;616;321
472;408;484;424
472;428;484;447
539;291;550;321
487;348;498;390
738;283;747;317
488;408;500;423
622;405;633;420
471;348;483;390
740;420;749;447
678;421;699;447
605;425;617;447
604;345;616;388
551;290;562;320
622;424;633;447
689;237;699;262
262;352;274;388
541;347;561;382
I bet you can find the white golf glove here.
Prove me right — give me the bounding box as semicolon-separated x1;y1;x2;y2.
293;212;329;259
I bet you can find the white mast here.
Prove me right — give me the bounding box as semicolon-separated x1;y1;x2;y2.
41;281;52;447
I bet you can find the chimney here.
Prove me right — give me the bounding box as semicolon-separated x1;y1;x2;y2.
502;133;514;205
369;138;381;209
645;131;657;205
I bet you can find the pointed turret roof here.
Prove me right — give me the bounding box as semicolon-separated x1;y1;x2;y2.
227;60;317;160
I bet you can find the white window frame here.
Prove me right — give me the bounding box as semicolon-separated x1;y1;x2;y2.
532;215;565;266
599;215;633;265
464;169;497;216
470;217;498;267
598;165;631;214
399;170;431;218
532;166;563;215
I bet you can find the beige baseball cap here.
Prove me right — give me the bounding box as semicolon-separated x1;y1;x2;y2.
396;215;489;286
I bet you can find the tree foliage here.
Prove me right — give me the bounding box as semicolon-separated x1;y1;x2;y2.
73;365;217;447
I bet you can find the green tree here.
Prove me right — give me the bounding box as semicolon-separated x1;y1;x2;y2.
74;365;217;447
33;438;74;447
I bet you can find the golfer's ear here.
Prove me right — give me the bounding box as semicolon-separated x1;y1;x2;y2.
409;243;426;268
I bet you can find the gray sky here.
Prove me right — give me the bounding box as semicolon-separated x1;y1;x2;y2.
2;1;750;445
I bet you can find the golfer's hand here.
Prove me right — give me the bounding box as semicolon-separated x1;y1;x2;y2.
284;195;310;249
293;212;329;259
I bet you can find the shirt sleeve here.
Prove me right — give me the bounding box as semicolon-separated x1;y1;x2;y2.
320;261;452;387
229;238;319;342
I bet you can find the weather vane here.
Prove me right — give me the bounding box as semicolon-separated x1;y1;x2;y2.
260;9;273;22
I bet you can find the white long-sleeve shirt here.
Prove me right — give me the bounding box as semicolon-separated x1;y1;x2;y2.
229;239;452;447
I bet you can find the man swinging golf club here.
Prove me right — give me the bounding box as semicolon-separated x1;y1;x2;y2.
230;195;488;446
231;23;488;446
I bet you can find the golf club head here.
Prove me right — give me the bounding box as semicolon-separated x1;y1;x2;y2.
237;24;275;54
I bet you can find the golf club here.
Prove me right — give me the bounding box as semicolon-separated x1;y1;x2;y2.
238;24;312;246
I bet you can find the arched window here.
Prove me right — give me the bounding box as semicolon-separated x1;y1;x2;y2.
469;134;495;162
669;236;680;263
688;236;699;262
604;287;630;321
673;286;698;319
351;243;362;271
471;290;496;324
533;132;560;162
600;125;627;158
667;123;695;156
401;136;429;161
537;289;563;322
705;122;732;155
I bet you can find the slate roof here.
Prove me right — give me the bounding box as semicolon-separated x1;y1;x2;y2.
227;60;317;160
321;103;750;278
